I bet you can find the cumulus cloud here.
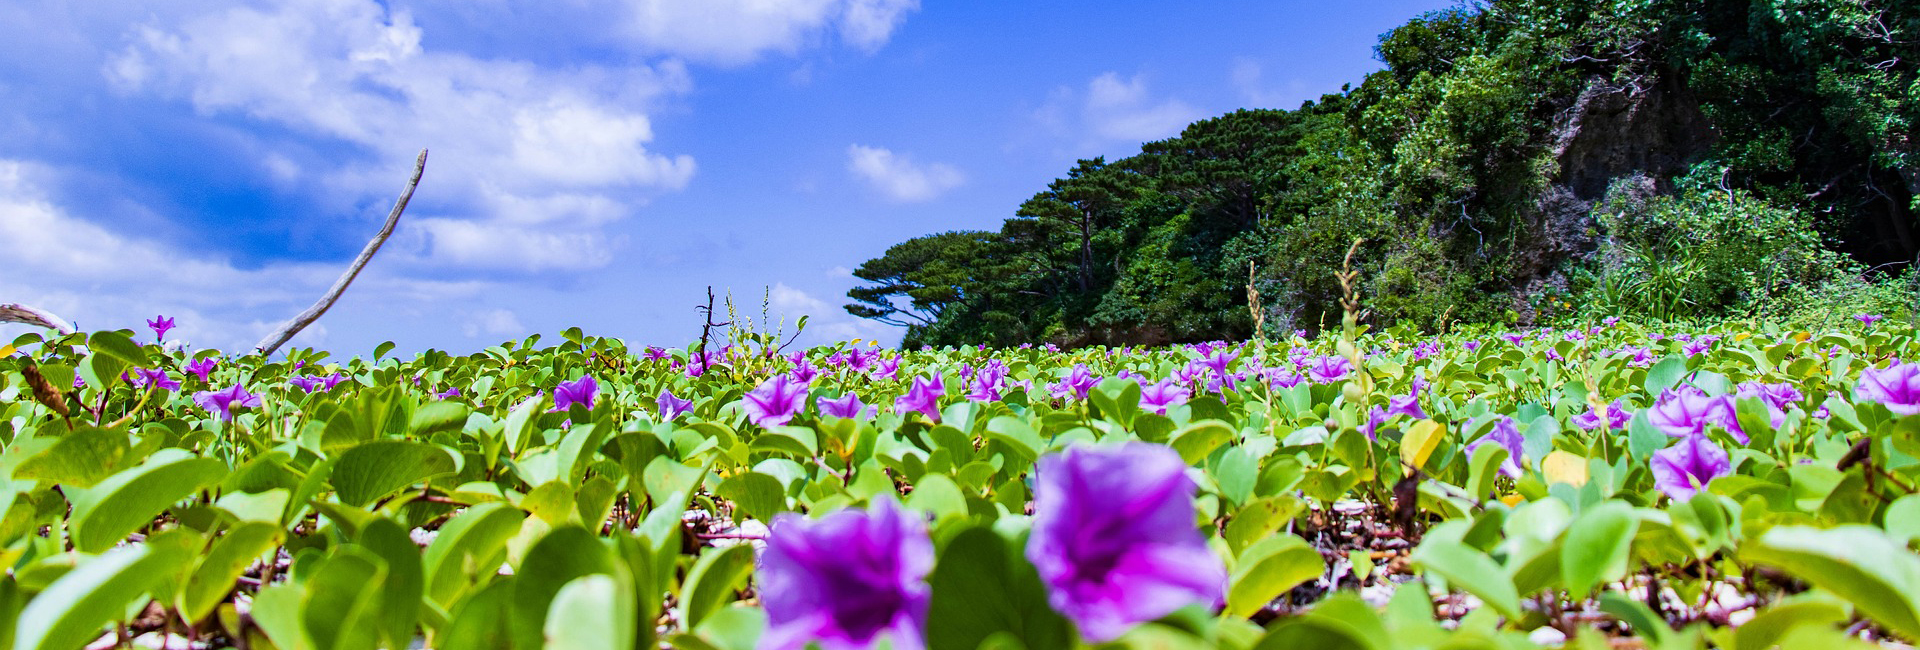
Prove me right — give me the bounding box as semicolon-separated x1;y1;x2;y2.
1037;71;1202;147
625;0;920;65
0;158;483;353
846;144;964;202
767;282;893;347
463;308;525;338
105;0;696;272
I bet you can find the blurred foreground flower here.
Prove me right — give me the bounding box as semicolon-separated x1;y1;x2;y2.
1855;362;1920;415
759;498;932;650
194;384;260;421
1650;435;1730;500
1027;443;1225;642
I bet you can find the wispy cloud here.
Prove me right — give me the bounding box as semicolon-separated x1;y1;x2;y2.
625;0;921;65
1036;71;1202;148
847;144;965;202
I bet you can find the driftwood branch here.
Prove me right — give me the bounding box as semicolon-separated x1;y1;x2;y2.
0;303;76;335
255;149;427;356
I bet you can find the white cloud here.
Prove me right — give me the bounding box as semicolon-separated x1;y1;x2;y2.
1230;58;1310;109
1037;71;1202;147
767;282;892;347
625;0;919;65
846;144;964;202
0;158;483;353
463;308;525;338
105;0;696;273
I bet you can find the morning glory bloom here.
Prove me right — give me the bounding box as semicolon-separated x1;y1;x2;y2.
130;368;179;391
641;346;670;361
1306;356;1352;384
871;357;901;381
289;376;323;394
657;390;693;421
1464;416;1525;478
790;363;821;384
1412;340;1439;360
435;387;461;400
1027;443;1226;643
1649;389;1746;444
552;376;598;412
146;315;175;342
1500;333;1525;346
1650;435;1731;501
1857;313;1884;327
894;375;944;422
1138;379;1191;415
1855;362;1920;415
1603;316;1620;327
1463;340;1482;352
759;497;932;650
1263;368;1303;389
817;392;874;420
1049;364;1100;401
186;358;218;382
745;375;810;427
1571;400;1632;430
966;363;1007;402
1682;339;1712;357
194;384;261;421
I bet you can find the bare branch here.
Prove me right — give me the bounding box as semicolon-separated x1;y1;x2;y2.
255;149;427;356
0;303;76;335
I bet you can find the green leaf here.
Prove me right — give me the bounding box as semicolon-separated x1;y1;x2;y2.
180;522;283;623
1560;500;1638;598
13;543;191;650
678;544;755;631
984;417;1043;463
715;472;787;524
905;473;969;523
303;547;389;650
926;527;1071;650
1170;420;1235;466
13;426;132;488
1409;540;1521;620
86;330;148;367
1399;420;1444;474
1740;525;1920;640
545;575;635;650
1733;598;1849;650
1626;411;1666;461
1644;355;1686;396
358;518;426;649
411;401;471;437
424;502;528;609
331;440;458;508
1225;496;1304;556
67;448;227;553
511;527;618;650
1227;534;1325;617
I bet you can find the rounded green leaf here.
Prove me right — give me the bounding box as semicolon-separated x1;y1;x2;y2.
14;543;191;650
715;472;788;524
678;544;755;630
1227;534;1325;617
67;449;227;553
1740;525;1920;640
331;440;459;507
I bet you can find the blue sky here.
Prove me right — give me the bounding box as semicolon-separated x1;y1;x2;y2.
0;0;1453;355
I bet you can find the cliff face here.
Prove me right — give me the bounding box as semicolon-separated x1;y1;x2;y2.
1509;70;1718;317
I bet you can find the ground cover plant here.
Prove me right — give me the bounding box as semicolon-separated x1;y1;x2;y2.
1;311;1918;650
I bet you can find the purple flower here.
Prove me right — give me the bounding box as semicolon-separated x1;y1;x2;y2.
320;373;349;392
759;498;932;650
1682;339;1712;357
1464;340;1482;352
1603;316;1620;327
1855;362;1920;415
894;375;944;422
186;358;218;382
1412;341;1439;360
1306;356;1352;384
818;392;874;420
1500;333;1525;346
194;384;261;421
1465;416;1525;478
1026;443;1226;642
790;363;821;384
1138;379;1191;416
657;390;693;421
1857;314;1884;327
1571;400;1632;430
289;375;323;394
1263;368;1303;389
642;346;670;361
745;375;810;427
966;362;1008;402
1049;364;1100;401
435;387;462;400
871;357;901;381
552;376;598;412
130;368;179;391
1649;389;1746;444
146;315;175;342
1650;435;1731;501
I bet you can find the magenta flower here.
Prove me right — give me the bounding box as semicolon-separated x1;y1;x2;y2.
966;363;1007;402
1306;356;1352;384
1857;314;1884;327
1649;389;1746;444
1571;400;1632;430
1026;443;1225;643
1138;379;1191;416
745;375;810;427
186;358;217;382
1603;316;1620;327
790;363;821;384
656;390;693;421
194;384;261;421
642;346;670;361
818;392;874;419
1650;435;1731;501
1855;362;1920;415
1464;340;1482;352
1682;340;1712;357
872;357;901;381
320;373;349;392
1263;369;1303;389
435;387;461;400
146;315;175;342
1464;416;1525;478
893;375;945;422
130;368;180;391
1049;364;1099;401
552;376;598;412
759;498;932;650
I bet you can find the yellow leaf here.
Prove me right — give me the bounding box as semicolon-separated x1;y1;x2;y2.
1794;332;1811;342
1734;332;1751;341
1401;419;1444;476
0;345;13;357
1543;450;1589;487
1499;494;1525;507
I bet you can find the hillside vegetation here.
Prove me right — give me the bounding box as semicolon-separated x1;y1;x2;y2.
846;0;1919;348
